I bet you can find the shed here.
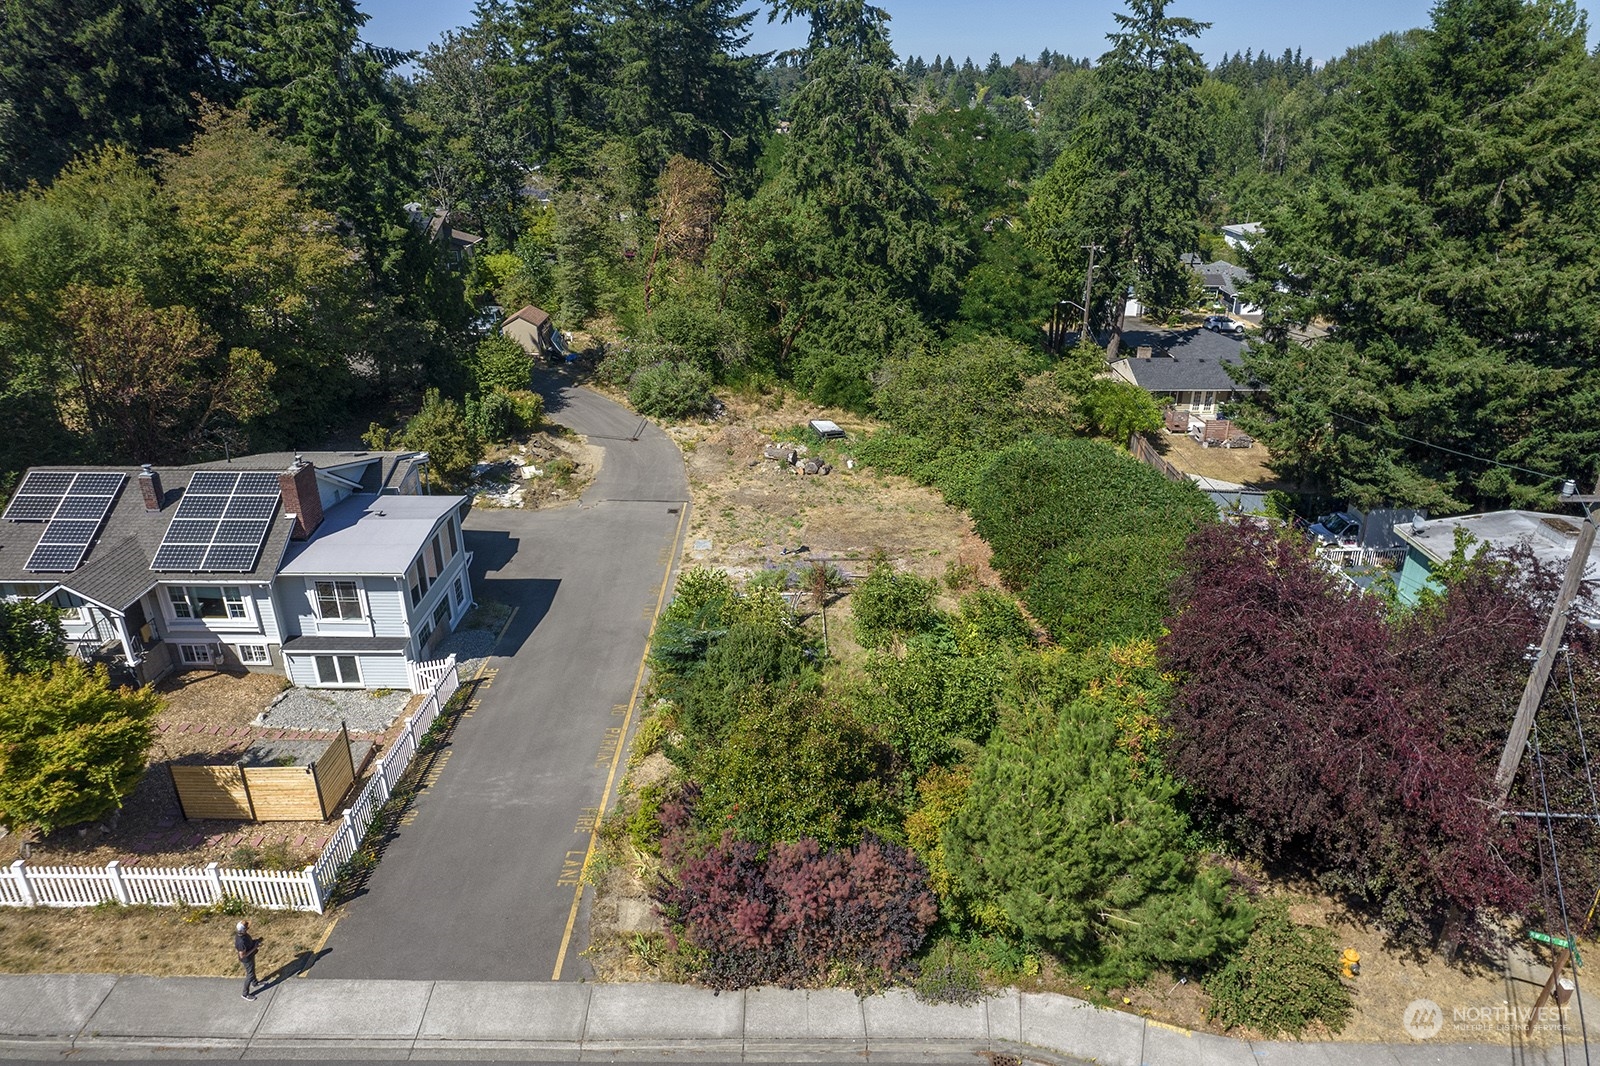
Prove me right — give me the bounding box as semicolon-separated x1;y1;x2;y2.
169;726;368;822
501;305;558;360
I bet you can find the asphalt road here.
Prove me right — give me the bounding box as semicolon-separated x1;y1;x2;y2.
314;370;689;982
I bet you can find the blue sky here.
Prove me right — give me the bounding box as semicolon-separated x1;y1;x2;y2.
360;0;1596;68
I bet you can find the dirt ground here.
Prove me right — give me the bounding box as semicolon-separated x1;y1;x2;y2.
474;423;601;509
666;393;993;589
0;903;332;977
0;669;418;872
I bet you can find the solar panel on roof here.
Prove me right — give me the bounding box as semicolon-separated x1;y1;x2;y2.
17;471;74;494
165;520;218;543
11;470;126;573
202;544;262;571
186;471;241;495
223;496;277;520
26;543;88;572
151;470;281;572
55;495;115;521
3;496;59;521
40;520;101;544
216;520;270;544
71;473;126;495
152;544;207;570
174;495;228;519
237;472;281;494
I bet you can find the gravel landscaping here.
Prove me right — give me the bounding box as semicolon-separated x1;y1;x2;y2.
253;624;500;733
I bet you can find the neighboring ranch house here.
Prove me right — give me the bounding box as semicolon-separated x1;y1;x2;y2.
501;304;559;360
1107;328;1263;420
0;451;474;693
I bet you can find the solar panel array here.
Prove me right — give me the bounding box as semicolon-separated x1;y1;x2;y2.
0;471;128;572
151;471;281;572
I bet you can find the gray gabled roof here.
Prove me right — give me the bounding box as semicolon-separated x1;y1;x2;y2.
1108;327;1261;394
0;465;292;613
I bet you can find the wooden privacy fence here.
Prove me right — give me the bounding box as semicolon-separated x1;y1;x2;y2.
169;724;356;822
0;656;461;915
1129;433;1187;483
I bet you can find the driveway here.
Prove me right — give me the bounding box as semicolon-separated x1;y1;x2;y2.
314;369;689;981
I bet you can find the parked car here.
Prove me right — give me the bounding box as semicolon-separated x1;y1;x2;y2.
1309;511;1361;547
1203;314;1246;335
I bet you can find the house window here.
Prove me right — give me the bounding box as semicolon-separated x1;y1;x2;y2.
314;654;360;685
424;538;440;580
236;644;270;665
417;623;432;650
445;520;458;558
314;581;363;621
431;533;445;574
432;598;450;630
453;577;464;608
178;643;214;665
169;586;245;620
409;560;429;607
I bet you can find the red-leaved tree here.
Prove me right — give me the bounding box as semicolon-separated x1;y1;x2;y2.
1160;523;1538;938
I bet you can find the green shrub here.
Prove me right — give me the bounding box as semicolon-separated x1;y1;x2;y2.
403;389;482;491
468;387;543;442
626;781;670;855
629;360;714;420
1205;901;1352;1037
259;841;294;870
472;333;532;393
851;563;940;649
228;845;261;869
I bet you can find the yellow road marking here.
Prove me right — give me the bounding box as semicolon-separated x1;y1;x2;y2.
551;502;688;980
298;916;340;977
494;606;520;648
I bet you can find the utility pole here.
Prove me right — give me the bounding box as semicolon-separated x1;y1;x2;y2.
1080;244;1101;341
1494;475;1600;804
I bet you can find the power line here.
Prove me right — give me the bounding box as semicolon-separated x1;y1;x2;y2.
1532;720;1592;1065
1328;410;1562;482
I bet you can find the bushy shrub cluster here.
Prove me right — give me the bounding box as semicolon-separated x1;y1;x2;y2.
655;830;938;989
966;435;1214;647
628;360;715;420
1205;901;1351;1037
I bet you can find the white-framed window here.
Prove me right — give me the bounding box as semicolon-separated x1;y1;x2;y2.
314;654;361;686
236;644;270;665
314;580;363;621
445;519;458;558
453;577;464;608
417;623;432;650
178;643;216;665
168;586;246;621
431;598;450;630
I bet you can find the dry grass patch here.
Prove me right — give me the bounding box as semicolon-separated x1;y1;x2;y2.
0;903;332;977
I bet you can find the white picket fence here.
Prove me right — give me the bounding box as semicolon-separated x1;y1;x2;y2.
408;654;457;694
0;658;462;915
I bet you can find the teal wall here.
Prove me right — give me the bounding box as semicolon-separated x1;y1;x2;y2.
1395;546;1443;606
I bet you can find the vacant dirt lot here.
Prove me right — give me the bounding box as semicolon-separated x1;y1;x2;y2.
666;394;993;589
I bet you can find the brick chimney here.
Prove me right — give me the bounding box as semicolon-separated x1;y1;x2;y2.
138;464;163;512
279;455;324;540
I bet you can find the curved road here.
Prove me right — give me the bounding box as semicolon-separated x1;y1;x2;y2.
314;370;690;981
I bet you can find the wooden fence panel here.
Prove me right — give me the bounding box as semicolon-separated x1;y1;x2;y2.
240;766;324;821
313;732;355;819
169;765;253;820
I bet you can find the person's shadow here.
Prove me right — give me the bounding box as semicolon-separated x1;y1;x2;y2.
259;947;332;988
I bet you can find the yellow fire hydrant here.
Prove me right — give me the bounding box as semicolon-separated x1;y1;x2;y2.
1341;948;1362;979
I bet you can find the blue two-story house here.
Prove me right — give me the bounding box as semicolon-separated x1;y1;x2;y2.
0;450;475;692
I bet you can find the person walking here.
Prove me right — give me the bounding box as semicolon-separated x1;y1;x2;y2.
235;920;261;1000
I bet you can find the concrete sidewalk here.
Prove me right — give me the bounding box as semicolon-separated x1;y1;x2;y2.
0;975;1561;1062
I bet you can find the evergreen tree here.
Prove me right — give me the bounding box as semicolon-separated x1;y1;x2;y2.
1032;0;1210;357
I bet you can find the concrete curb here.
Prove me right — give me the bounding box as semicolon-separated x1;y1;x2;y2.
0;975;1562;1063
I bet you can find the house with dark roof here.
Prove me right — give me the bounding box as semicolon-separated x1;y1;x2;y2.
0;451;474;692
1106;327;1263;419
